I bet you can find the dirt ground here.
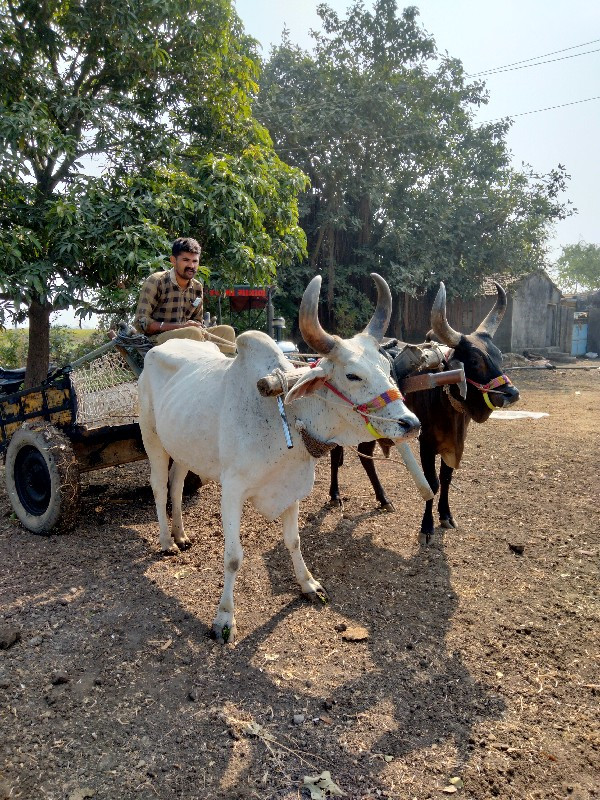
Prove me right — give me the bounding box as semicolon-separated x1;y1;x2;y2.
0;366;598;800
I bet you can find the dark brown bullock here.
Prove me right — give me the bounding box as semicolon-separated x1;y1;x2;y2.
329;281;520;542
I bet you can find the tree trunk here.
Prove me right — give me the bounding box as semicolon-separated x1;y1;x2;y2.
24;299;51;389
310;225;326;268
327;226;336;329
358;194;371;246
390;290;404;340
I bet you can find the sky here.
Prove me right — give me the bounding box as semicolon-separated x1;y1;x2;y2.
235;0;600;259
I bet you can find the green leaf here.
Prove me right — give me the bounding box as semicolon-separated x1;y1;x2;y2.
0;0;307;382
255;0;571;333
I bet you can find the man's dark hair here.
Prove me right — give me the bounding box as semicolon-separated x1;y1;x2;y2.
172;237;201;257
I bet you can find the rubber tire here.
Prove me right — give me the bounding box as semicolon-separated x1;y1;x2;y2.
5;423;81;534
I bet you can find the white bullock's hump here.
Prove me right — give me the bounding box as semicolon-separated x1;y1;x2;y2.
144;338;226;374
234;330;294;377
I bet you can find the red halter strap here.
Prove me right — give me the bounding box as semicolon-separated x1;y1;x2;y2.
466;374;513;392
322;381;404;424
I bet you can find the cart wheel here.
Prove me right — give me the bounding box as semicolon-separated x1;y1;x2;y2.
5;424;80;534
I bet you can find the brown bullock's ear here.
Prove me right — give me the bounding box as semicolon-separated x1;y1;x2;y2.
284;362;332;405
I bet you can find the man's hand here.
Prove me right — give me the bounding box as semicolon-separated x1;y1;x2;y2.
183;320;204;328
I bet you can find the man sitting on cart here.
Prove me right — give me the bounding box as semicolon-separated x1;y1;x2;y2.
134;237;236;355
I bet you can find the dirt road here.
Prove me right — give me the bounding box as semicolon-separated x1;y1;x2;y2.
1;367;598;800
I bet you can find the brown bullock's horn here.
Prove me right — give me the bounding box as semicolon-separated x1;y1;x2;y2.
430;282;461;347
475;281;507;337
362;273;392;342
299;275;336;355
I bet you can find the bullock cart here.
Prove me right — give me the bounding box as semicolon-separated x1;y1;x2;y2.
1;322;464;536
0;328;152;534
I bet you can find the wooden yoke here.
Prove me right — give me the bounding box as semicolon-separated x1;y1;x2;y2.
256;367;311;397
256;365;465;398
399;367;465;394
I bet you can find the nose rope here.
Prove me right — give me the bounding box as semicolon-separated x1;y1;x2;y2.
322;381;405;439
313;393;406;425
466;374;513;392
466;373;514;410
202;329;238;351
303;359;407;437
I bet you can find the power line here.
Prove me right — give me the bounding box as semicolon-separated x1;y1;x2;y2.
264;94;598;156
262;94;599;153
257;85;600;146
467;47;600;78
253;37;600;130
466;37;600;76
255;43;600;120
479;94;600;124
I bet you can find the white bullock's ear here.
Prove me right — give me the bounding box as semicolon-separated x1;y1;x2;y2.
284;362;332;404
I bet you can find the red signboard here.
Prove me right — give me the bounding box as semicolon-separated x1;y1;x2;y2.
206;285;269;312
207;287;268;298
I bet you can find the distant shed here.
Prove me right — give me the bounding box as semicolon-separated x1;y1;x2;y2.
398;270;573;354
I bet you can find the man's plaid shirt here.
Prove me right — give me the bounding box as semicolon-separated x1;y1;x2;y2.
134;268;204;334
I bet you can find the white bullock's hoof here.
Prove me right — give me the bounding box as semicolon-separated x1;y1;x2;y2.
211;620;237;645
161;542;180;556
302;585;329;605
174;534;192;550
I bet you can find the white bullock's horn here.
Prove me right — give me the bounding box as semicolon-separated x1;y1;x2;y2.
475;281;507;337
299;275;336;355
430;282;461;347
362;273;392;342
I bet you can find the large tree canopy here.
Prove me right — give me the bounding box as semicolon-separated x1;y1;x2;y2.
554;242;600;293
256;0;571;337
0;0;307;385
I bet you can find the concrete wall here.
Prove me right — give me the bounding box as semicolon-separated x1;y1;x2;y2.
510;273;561;351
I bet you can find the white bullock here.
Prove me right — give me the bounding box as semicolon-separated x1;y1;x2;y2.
138;274;420;643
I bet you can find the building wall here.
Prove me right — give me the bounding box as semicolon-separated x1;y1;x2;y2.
510;273;562;351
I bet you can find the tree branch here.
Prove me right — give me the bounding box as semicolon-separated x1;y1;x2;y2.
72;50;102;97
7;0;29;70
